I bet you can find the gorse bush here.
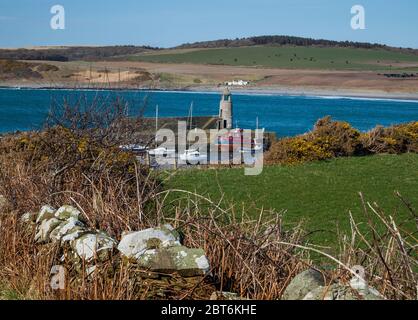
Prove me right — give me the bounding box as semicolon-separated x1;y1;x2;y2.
266;117;362;164
361;121;418;154
265;136;333;165
312;116;363;157
266;117;418;165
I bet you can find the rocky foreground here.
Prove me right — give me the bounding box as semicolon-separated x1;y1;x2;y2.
15;202;384;300
25;205;210;278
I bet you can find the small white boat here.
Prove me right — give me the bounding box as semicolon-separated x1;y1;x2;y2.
179;149;207;164
119;144;147;153
240;140;264;153
148;147;176;157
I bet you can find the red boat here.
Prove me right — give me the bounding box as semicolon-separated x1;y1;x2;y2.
214;128;255;152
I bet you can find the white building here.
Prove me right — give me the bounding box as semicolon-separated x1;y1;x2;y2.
224;80;250;86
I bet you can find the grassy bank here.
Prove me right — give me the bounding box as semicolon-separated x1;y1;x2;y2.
129;46;418;71
164;154;418;246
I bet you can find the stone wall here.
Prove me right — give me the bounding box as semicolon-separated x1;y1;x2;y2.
27;204;211;279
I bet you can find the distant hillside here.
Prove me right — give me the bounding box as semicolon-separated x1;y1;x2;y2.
176;35;418;55
1;35;417;63
0;46;159;62
126;46;418;72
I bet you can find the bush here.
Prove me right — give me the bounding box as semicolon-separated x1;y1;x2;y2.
266;136;333;165
361;122;418;154
266;117;363;165
266;117;417;165
312;116;363;157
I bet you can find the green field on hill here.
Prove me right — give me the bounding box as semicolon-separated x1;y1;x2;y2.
128;46;418;71
163;154;418;247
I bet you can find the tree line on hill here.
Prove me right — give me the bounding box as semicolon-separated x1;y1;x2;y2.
176;35;418;55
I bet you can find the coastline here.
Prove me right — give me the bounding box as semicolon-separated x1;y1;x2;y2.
2;83;418;102
187;85;418;101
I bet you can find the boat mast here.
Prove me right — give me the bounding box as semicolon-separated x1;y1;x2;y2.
155;104;159;131
186;101;194;150
189;101;194;131
155;105;159;147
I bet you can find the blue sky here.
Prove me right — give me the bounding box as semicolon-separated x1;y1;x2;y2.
0;0;417;48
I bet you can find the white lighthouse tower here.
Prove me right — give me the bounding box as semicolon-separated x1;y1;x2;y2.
218;87;233;130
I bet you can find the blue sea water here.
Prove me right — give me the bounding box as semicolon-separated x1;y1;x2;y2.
1;88;418;137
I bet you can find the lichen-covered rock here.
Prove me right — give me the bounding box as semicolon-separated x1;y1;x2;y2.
35;218;62;243
20;212;37;224
303;284;383;300
71;232;117;263
49;217;86;243
136;246;210;277
348;265;383;298
118;224;181;260
282;269;325;300
61;227;88;245
36;205;56;224
54;205;82;221
210;291;249;300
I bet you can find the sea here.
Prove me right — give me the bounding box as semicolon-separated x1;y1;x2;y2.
1;88;418;137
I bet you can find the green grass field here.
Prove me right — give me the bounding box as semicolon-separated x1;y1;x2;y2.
164;154;418;247
128;46;418;71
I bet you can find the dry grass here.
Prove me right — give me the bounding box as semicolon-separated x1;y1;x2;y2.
336;192;418;300
155;189;309;299
0;190;308;300
0;178;417;299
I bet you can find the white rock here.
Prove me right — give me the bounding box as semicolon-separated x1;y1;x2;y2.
195;255;210;273
282;269;325;300
49;217;85;243
349;266;369;295
54;205;81;220
61;229;87;244
35;218;61;243
136;246;210;277
36;205;56;224
349;266;383;298
20;212;37;224
303;283;383;300
117;225;181;260
72;232;117;263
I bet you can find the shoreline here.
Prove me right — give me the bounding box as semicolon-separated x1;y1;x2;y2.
1;83;418;102
187;85;418;101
